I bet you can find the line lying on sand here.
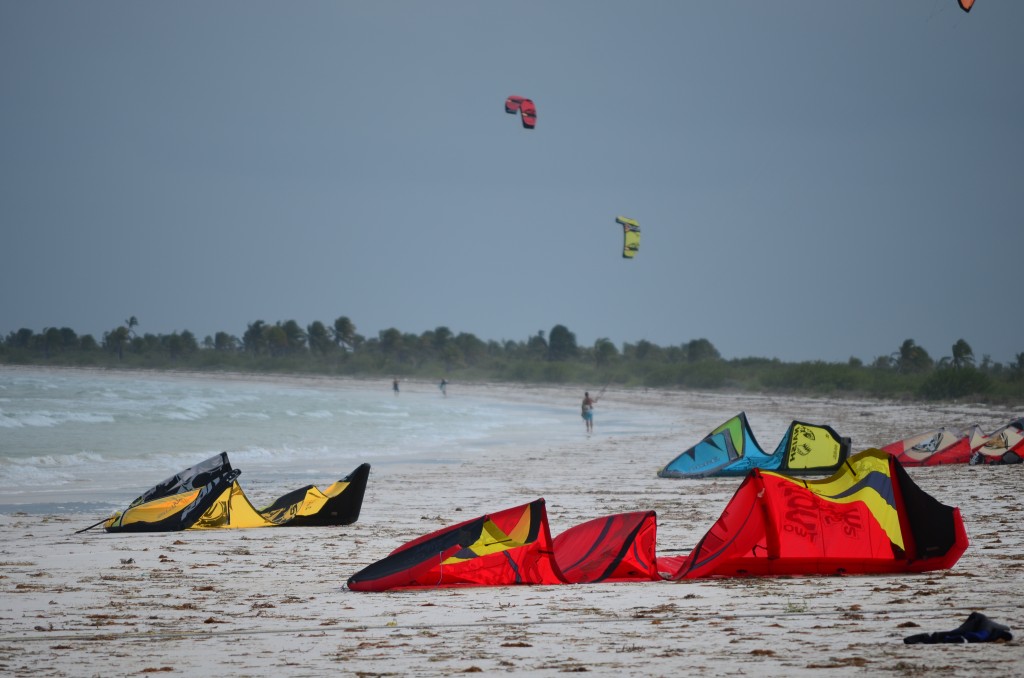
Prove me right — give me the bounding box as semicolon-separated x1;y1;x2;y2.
4;603;1015;644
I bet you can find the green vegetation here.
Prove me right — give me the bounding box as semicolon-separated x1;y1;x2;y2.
3;318;1023;403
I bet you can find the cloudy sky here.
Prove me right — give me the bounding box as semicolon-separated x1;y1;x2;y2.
2;1;1020;364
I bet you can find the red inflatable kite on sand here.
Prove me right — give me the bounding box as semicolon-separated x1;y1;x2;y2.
881;428;972;466
347;450;968;591
660;449;968;579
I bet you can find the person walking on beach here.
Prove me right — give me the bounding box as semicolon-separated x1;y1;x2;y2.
581;391;597;433
392;378;400;395
439;378;448;396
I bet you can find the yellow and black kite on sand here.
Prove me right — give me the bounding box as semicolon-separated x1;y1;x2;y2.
102;453;370;532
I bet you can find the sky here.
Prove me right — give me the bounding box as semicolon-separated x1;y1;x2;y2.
2;1;1021;364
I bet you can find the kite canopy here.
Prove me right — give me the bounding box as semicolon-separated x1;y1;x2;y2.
959;0;974;12
660;449;969;579
965;424;990;451
103;454;370;532
883;420;1023;466
881;427;972;466
504;95;524;114
347;500;661;591
520;98;537;129
971;421;1024;465
616;216;640;259
348;499;562;590
658;413;850;478
349;451;967;591
552;512;659;584
657;412;758;477
504;95;536;129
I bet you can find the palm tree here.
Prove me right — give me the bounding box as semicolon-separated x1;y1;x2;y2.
951;339;975;369
104;326;131;361
278;320;306;353
893;339;933;374
633;339;662;362
265;325;289;357
243;320;268;355
547;325;578;361
214;332;238;351
378;328;403;362
1012;353;1024;377
454;332;485;366
307;321;332;356
526;331;547;359
594;338;618;367
332;316;356;351
42;327;62;359
687;338;721;363
432;326;453;354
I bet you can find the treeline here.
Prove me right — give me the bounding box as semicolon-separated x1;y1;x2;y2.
3;317;1024;402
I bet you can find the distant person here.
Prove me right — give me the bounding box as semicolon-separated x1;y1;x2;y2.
392;378;400;395
581;391;597;433
439;379;448;396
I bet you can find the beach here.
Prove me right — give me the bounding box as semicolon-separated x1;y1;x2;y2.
1;373;1022;676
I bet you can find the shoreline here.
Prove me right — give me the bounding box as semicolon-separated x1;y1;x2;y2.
5;363;1021;443
7;361;1018;409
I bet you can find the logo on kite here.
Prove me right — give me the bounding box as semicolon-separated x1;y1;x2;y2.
616;216;640;259
505;95;536;129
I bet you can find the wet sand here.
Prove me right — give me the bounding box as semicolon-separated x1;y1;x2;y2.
1;382;1021;676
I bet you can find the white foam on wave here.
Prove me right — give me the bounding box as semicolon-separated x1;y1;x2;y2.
0;464;77;490
159;395;221;421
0;451;111;493
0;412;25;429
0;409;116;429
5;451;107;468
342;408;411;418
229;411;272;420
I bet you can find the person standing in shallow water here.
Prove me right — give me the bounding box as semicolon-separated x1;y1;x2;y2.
392;378;399;395
581;391;597;433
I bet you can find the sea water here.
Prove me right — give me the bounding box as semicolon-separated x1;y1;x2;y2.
0;367;670;515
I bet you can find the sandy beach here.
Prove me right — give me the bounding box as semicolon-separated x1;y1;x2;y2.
1;378;1021;677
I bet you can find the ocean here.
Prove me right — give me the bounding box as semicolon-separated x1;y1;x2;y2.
0;367;670;515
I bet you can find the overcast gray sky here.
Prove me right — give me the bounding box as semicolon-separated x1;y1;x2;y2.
2;1;1021;364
